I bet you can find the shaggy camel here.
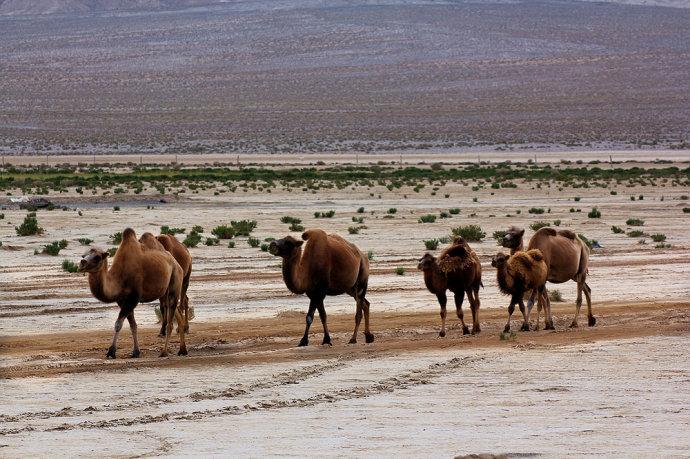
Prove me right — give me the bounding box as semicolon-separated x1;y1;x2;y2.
417;237;482;336
502;226;595;328
268;229;373;346
139;232;193;336
491;249;551;332
79;228;186;358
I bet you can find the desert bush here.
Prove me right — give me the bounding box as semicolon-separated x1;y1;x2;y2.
388;208;397;214
549;289;564;302
289;222;305;232
191;225;204;234
492;230;507;245
438;236;451;244
78;237;94;245
683;207;690;213
183;232;202;248
529;207;545;214
205;237;219;246
578;234;597;249
0;213;4;219
113;205;120;211
107;247;117;257
357;207;365;213
314;210;335;219
247;236;260;247
449;208;460;215
211;225;235;239
231;220;257;236
227;240;236;248
418;214;436;223
611;226;624;234
109;231;123;245
553;219;561;226
395;267;405;276
348;226;360;234
62;259;79;273
626;218;644;226
367;250;374;260
627;230;645;238
530;221;551;231
424;239;439;250
650;233;666;242
352;216;364;224
260;243;269;252
280;216;301;224
587;207;601;218
39;240;68;256
161;225;185;235
451;225;486;242
15;212;43;236
574;197;581;202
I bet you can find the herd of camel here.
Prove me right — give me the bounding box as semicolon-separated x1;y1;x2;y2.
77;225;595;359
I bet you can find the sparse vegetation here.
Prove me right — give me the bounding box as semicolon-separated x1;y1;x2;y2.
289;222;305;232
492;230;507;245
578;234;597;249
231;220;257;236
247;236;260;247
530;221;550;231
627;230;645;238
549;289;564;302
348;226;360;234
626;218;644;226
448;208;460;215
451;225;486;242
38;239;68;256
587;207;601;218
314;210;335;218
211;225;235;239
529;207;545;214
611;226;624;234
280;216;301;224
109;231;123;245
418;214;436;223
395;267;405;276
15;212;43;236
205;237;219;246
161;225;185;235
650;233;666;243
424;239;439;250
62;259;79;273
183;231;202;248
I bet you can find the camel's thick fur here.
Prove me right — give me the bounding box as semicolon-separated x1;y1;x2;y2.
417;237;482;336
492;249;551;332
79;228;186;358
268;229;373;346
140;233;193;335
502;226;594;328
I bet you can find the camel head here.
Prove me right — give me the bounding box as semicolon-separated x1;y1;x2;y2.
78;248;109;273
268;235;303;258
491;252;508;269
417;253;436;271
501;226;525;250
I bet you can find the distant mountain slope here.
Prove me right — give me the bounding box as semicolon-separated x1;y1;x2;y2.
0;0;222;15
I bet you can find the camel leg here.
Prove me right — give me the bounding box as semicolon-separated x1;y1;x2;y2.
349;299;363;344
316;300;331;346
519;297;530;331
454;291;470;335
180;271;191;334
107;308;128;359
127;312;141;358
437;292;448;338
526;289;538;330
158;299;167;338
542;287;555;330
504;299;516;333
362;297;374;343
571;281;584;328
469;286;481;334
584;282;595;326
299;299;318;347
175;303;187;356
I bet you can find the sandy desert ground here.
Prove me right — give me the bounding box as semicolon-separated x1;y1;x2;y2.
0;153;689;456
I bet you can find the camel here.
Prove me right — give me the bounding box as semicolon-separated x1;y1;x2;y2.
79;228;186;359
139;232;193;336
491;249;551;332
417;237;482;337
502;226;594;328
268;229;373;346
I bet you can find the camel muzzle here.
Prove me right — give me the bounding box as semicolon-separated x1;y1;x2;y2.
268;242;279;255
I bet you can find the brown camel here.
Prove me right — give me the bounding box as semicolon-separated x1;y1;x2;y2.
79;228;186;358
491;249;550;332
268;229;373;346
502;226;594;328
139;232;193;336
417;237;482;337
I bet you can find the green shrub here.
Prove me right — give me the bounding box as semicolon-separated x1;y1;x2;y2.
231;220;257;236
352;216;364;224
639;195;644;200
627;230;645;238
247;236;260;247
611;226;624;234
388;208;397;214
227;240;236;248
530;221;551;231
40;240;67;256
367;250;374;261
650;233;666;242
553;220;561;226
451;225;486;242
549;289;564;302
161;225;185;235
626;218;644;226
78;237;94;245
587;207;601;218
289;222;305;232
357;207;365;213
574;197;581;202
0;213;4;219
62;259;79;273
183;232;202;248
211;225;235;239
492;230;507;245
110;231;123;245
280;216;301;224
348;226;360;234
191;225;204;234
529;207;545;214
314;210;335;219
107;247;117;257
424;239;439;250
449;208;460;215
113;206;120;211
418;214;436;223
205;237;219;246
15;212;44;236
655;243;671;249
683;207;690;213
578;234;597;249
260;243;269;252
395;267;405;276
630;196;635;201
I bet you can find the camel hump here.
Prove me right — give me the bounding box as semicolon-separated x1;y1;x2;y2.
301;228;327;241
526;249;544;262
122;228;137;241
558;229;577;240
538;227;558;237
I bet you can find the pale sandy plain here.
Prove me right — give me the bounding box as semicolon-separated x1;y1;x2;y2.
1;152;689;457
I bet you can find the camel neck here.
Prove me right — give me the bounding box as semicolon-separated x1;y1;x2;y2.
89;262;119;303
495;264;511;295
510;241;524;255
282;250;307;294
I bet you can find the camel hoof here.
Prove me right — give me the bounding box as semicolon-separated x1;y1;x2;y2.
365;332;374;344
178;348;188;356
130;349;141;358
588;316;597;327
472;326;481;335
520;323;530;332
322;336;332;346
462;326;470;335
106;347;116;359
503;325;510;333
439;330;446;338
569;321;579;328
545;323;555;331
348;338;357;344
159;351;168;358
184;326;190;334
298;338;309;347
